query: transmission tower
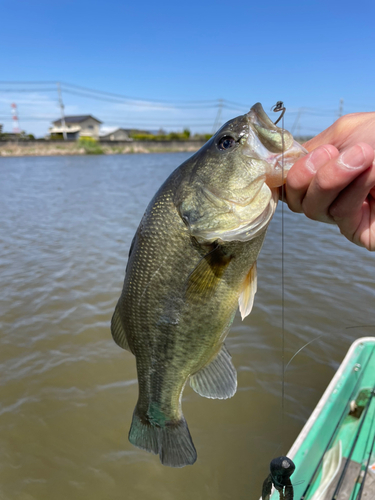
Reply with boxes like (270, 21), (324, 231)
(212, 98), (223, 134)
(291, 108), (302, 137)
(11, 103), (20, 134)
(338, 98), (344, 118)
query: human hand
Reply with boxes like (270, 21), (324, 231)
(304, 112), (375, 151)
(285, 142), (375, 250)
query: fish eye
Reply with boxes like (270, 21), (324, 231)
(217, 136), (236, 151)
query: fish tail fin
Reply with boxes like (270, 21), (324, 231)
(159, 418), (197, 468)
(128, 407), (197, 467)
(128, 408), (159, 455)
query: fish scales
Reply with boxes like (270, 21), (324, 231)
(111, 103), (307, 467)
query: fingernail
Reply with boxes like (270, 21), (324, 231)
(338, 145), (366, 169)
(305, 146), (332, 173)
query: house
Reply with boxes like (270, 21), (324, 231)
(49, 115), (102, 140)
(99, 127), (133, 141)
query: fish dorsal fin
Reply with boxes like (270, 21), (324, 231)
(238, 262), (257, 320)
(189, 344), (237, 399)
(186, 245), (232, 301)
(111, 304), (132, 353)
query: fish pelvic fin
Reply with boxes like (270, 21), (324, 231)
(189, 344), (237, 399)
(111, 303), (132, 353)
(238, 262), (257, 320)
(128, 407), (197, 468)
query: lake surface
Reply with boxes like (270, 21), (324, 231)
(0, 153), (374, 500)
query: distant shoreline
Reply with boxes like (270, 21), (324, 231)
(0, 139), (207, 157)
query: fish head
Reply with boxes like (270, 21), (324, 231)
(176, 103), (307, 243)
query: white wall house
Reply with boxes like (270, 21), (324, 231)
(99, 127), (133, 141)
(49, 115), (102, 140)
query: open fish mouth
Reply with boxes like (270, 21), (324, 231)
(248, 102), (282, 132)
(245, 103), (307, 188)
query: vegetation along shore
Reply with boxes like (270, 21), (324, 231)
(0, 135), (312, 158)
(0, 138), (208, 157)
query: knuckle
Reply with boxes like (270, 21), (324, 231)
(314, 170), (334, 193)
(329, 202), (347, 220)
(333, 114), (352, 135)
(287, 201), (303, 214)
(286, 175), (301, 191)
(301, 204), (317, 220)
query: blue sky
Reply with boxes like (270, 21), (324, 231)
(1, 0), (374, 137)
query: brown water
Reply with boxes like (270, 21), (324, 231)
(1, 153), (374, 500)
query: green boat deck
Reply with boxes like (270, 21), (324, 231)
(268, 337), (375, 500)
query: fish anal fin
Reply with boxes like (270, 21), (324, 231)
(186, 246), (232, 301)
(111, 304), (132, 353)
(189, 344), (237, 399)
(238, 262), (257, 320)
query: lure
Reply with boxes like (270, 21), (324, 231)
(272, 101), (286, 125)
(261, 456), (295, 500)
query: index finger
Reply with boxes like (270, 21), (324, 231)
(285, 145), (339, 213)
(302, 143), (375, 223)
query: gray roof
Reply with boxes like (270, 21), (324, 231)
(53, 115), (102, 125)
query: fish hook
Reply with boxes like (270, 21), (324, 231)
(261, 456), (295, 500)
(272, 101), (286, 125)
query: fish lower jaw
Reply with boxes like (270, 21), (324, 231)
(265, 160), (290, 188)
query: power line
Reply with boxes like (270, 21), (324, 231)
(0, 80), (222, 109)
(0, 88), (57, 92)
(0, 80), (361, 136)
(60, 81), (218, 105)
(61, 88), (220, 109)
(0, 115), (219, 127)
(0, 81), (56, 84)
(1, 81), (366, 116)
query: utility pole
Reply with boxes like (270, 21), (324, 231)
(212, 98), (223, 134)
(57, 82), (67, 140)
(338, 98), (344, 118)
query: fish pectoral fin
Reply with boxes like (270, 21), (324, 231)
(111, 304), (132, 353)
(186, 245), (232, 301)
(189, 344), (237, 399)
(238, 262), (257, 320)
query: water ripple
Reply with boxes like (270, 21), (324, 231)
(0, 154), (374, 500)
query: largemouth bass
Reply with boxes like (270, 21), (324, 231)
(111, 103), (306, 467)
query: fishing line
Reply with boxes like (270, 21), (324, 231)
(284, 335), (323, 374)
(272, 101), (287, 447)
(268, 101), (287, 455)
(281, 111), (286, 443)
(346, 325), (375, 330)
(261, 103), (295, 500)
